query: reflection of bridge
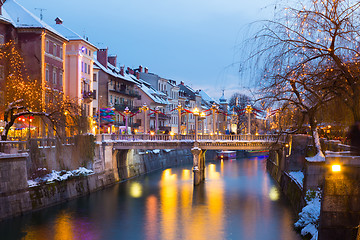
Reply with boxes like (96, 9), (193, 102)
(98, 134), (288, 185)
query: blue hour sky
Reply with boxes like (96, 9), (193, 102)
(18, 0), (274, 100)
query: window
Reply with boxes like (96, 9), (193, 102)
(0, 35), (4, 44)
(93, 73), (97, 82)
(60, 47), (63, 59)
(93, 90), (96, 99)
(53, 44), (57, 56)
(89, 50), (91, 56)
(88, 65), (90, 74)
(46, 67), (49, 82)
(84, 63), (87, 73)
(81, 62), (84, 72)
(46, 40), (49, 52)
(110, 95), (113, 104)
(59, 72), (63, 86)
(53, 69), (57, 85)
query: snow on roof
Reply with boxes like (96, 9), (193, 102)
(51, 23), (97, 49)
(130, 75), (169, 105)
(3, 0), (67, 40)
(198, 89), (218, 104)
(93, 59), (136, 84)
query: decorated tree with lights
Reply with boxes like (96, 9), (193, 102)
(0, 41), (82, 140)
(243, 0), (360, 154)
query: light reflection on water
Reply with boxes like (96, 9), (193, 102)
(0, 156), (301, 240)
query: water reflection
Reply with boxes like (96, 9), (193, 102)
(0, 156), (300, 240)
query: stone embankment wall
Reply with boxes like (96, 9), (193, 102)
(0, 139), (193, 221)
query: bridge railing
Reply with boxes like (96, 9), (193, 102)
(97, 134), (287, 142)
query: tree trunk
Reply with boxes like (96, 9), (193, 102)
(308, 112), (323, 156)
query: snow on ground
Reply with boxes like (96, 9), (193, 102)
(306, 151), (325, 162)
(152, 149), (160, 154)
(295, 190), (321, 240)
(27, 167), (94, 187)
(289, 171), (304, 187)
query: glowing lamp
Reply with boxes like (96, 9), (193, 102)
(193, 107), (199, 116)
(150, 131), (155, 136)
(332, 164), (341, 172)
(170, 131), (174, 136)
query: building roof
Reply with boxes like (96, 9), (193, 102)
(51, 22), (98, 49)
(2, 0), (67, 40)
(198, 89), (218, 105)
(131, 76), (169, 105)
(93, 59), (136, 84)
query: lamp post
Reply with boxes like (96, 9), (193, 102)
(124, 106), (130, 134)
(193, 107), (199, 141)
(245, 105), (253, 135)
(176, 103), (183, 134)
(200, 111), (206, 135)
(141, 104), (149, 134)
(155, 106), (159, 133)
(211, 103), (218, 135)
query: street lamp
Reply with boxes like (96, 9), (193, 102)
(193, 107), (200, 141)
(200, 111), (206, 135)
(176, 103), (183, 135)
(124, 106), (131, 134)
(245, 105), (253, 135)
(140, 104), (149, 134)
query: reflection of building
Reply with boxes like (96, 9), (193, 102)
(52, 18), (98, 132)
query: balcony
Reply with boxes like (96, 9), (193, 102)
(82, 91), (94, 102)
(109, 86), (141, 100)
(114, 104), (140, 113)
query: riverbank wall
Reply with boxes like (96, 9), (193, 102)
(0, 138), (192, 221)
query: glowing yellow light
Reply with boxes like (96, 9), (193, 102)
(130, 182), (143, 198)
(269, 186), (280, 201)
(332, 165), (341, 172)
(150, 131), (155, 136)
(193, 107), (199, 115)
(328, 125), (331, 129)
(170, 131), (174, 136)
(285, 144), (289, 147)
(181, 169), (190, 180)
(134, 129), (138, 133)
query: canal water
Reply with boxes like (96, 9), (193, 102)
(0, 155), (301, 240)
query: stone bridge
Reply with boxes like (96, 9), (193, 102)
(96, 134), (288, 185)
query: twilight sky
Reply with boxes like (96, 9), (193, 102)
(18, 0), (274, 100)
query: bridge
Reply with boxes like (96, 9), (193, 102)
(97, 134), (289, 185)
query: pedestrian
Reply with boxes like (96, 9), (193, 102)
(347, 122), (360, 155)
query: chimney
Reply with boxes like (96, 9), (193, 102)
(97, 48), (108, 69)
(120, 66), (124, 76)
(139, 65), (143, 72)
(136, 72), (140, 80)
(108, 55), (117, 67)
(144, 67), (148, 73)
(181, 81), (184, 85)
(55, 17), (63, 24)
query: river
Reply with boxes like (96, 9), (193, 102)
(0, 155), (301, 240)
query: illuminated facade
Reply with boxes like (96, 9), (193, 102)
(52, 18), (98, 128)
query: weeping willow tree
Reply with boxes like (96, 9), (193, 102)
(242, 0), (360, 155)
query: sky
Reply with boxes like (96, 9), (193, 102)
(17, 0), (274, 100)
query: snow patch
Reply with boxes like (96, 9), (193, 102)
(164, 149), (172, 152)
(27, 167), (94, 187)
(306, 151), (325, 162)
(152, 149), (160, 154)
(295, 190), (321, 240)
(289, 171), (304, 187)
